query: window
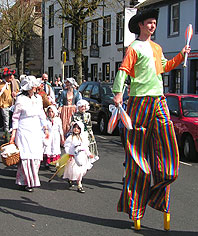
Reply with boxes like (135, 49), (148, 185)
(82, 23), (87, 48)
(102, 63), (110, 81)
(169, 3), (179, 36)
(169, 69), (182, 93)
(48, 67), (53, 82)
(49, 4), (54, 28)
(69, 65), (73, 77)
(91, 20), (98, 45)
(72, 27), (76, 50)
(115, 62), (122, 75)
(82, 84), (93, 98)
(91, 64), (98, 81)
(64, 65), (68, 79)
(48, 35), (54, 59)
(196, 0), (198, 33)
(103, 16), (111, 45)
(116, 12), (123, 43)
(166, 96), (179, 115)
(64, 27), (69, 49)
(91, 85), (100, 97)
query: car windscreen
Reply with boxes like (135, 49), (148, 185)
(101, 85), (114, 99)
(101, 84), (129, 100)
(181, 97), (198, 117)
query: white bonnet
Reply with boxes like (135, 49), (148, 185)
(20, 75), (40, 91)
(72, 120), (86, 136)
(65, 77), (75, 85)
(46, 105), (58, 116)
(19, 74), (27, 82)
(76, 99), (90, 111)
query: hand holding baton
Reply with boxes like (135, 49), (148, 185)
(183, 24), (193, 67)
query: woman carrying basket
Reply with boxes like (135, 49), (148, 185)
(9, 75), (49, 192)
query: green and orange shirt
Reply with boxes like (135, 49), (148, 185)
(113, 40), (184, 96)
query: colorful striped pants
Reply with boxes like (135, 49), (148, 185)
(117, 96), (179, 220)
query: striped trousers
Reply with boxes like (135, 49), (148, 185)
(117, 96), (179, 220)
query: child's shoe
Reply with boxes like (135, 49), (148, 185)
(77, 186), (85, 193)
(68, 180), (74, 188)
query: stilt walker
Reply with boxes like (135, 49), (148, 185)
(112, 8), (191, 231)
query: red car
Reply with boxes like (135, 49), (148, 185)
(165, 93), (198, 161)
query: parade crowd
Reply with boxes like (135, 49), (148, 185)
(0, 69), (99, 194)
(0, 7), (192, 232)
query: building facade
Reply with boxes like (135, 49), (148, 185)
(43, 0), (198, 94)
(43, 0), (138, 82)
(0, 0), (43, 77)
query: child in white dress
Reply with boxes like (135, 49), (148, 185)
(43, 105), (64, 168)
(63, 121), (93, 193)
(71, 99), (99, 163)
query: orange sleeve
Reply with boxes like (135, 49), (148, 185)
(164, 52), (184, 72)
(119, 46), (137, 77)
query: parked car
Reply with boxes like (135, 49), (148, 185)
(78, 81), (128, 134)
(165, 93), (198, 161)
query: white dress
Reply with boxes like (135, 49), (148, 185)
(12, 94), (47, 187)
(12, 94), (47, 160)
(63, 135), (92, 182)
(43, 117), (63, 156)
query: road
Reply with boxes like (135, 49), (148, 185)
(0, 126), (198, 236)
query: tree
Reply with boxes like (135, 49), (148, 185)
(56, 0), (104, 85)
(0, 0), (41, 74)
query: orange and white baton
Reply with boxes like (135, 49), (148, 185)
(183, 24), (193, 67)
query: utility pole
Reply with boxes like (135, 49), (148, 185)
(123, 0), (126, 58)
(62, 7), (65, 82)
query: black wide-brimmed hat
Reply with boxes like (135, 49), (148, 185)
(128, 8), (159, 35)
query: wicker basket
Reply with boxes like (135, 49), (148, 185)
(0, 143), (20, 166)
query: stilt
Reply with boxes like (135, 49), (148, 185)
(164, 212), (170, 231)
(134, 219), (141, 230)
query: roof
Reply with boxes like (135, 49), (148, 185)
(136, 0), (167, 8)
(137, 0), (186, 8)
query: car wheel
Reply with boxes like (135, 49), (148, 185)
(182, 135), (196, 161)
(98, 114), (107, 134)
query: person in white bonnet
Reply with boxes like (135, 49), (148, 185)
(43, 105), (64, 169)
(63, 121), (94, 193)
(71, 99), (99, 162)
(58, 77), (81, 136)
(9, 75), (49, 192)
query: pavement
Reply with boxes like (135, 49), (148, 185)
(0, 127), (198, 236)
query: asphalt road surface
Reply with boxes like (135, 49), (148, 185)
(0, 126), (198, 236)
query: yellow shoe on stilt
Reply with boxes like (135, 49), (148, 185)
(134, 219), (141, 230)
(164, 212), (170, 231)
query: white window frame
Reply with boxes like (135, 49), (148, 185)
(116, 12), (123, 43)
(49, 35), (54, 59)
(91, 20), (98, 45)
(103, 16), (111, 45)
(170, 3), (179, 35)
(82, 23), (87, 48)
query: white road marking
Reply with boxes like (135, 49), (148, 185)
(96, 135), (193, 167)
(179, 161), (192, 166)
(97, 135), (107, 140)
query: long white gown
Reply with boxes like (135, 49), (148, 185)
(63, 134), (92, 182)
(12, 94), (47, 187)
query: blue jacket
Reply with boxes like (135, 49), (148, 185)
(58, 89), (81, 106)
